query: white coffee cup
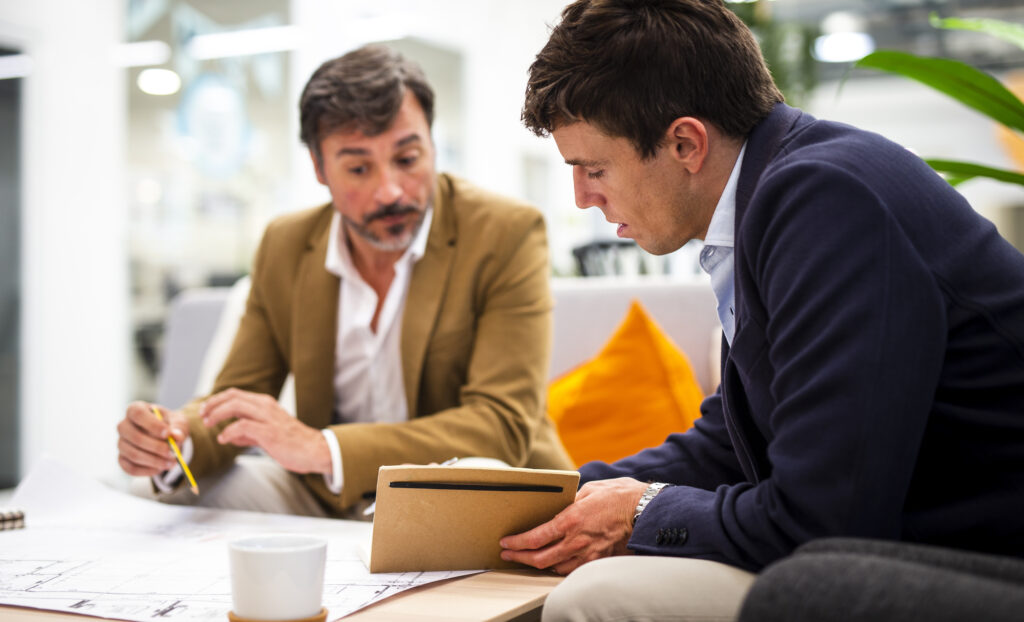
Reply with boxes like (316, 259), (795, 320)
(228, 534), (327, 621)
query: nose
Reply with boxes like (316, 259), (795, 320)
(373, 167), (403, 205)
(572, 168), (603, 210)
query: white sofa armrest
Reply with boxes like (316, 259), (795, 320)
(550, 276), (721, 396)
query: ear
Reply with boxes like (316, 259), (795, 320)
(309, 147), (327, 185)
(665, 117), (709, 174)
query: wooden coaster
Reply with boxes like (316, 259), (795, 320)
(228, 606), (328, 622)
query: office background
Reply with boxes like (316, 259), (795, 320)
(1, 0), (1023, 490)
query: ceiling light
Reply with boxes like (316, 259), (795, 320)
(137, 68), (181, 95)
(112, 40), (172, 68)
(821, 11), (868, 35)
(813, 32), (876, 63)
(187, 25), (301, 60)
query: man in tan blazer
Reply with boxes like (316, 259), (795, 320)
(116, 44), (572, 517)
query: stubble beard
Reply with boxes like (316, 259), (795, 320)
(343, 201), (428, 252)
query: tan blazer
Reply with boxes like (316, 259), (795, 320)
(181, 173), (573, 512)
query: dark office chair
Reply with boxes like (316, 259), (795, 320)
(572, 240), (667, 276)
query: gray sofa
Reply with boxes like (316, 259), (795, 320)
(739, 538), (1024, 621)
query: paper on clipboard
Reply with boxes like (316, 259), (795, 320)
(368, 464), (580, 573)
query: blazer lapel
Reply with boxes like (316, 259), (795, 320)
(723, 104), (803, 484)
(291, 207), (338, 430)
(401, 175), (457, 418)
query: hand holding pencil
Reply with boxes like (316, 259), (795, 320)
(150, 405), (200, 495)
(115, 401), (199, 495)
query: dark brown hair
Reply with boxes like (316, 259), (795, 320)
(299, 44), (435, 162)
(523, 0), (783, 158)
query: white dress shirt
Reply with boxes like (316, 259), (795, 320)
(319, 207), (432, 492)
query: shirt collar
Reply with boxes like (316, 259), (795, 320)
(702, 141), (747, 249)
(324, 206), (434, 279)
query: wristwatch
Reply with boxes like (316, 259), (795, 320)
(633, 482), (670, 525)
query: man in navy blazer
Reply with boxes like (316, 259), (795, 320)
(500, 1), (1024, 620)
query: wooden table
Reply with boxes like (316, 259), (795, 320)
(0, 570), (563, 622)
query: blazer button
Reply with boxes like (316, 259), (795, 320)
(678, 527), (689, 545)
(656, 529), (665, 545)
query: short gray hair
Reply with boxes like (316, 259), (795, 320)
(299, 44), (435, 162)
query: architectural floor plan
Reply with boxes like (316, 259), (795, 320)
(0, 458), (475, 621)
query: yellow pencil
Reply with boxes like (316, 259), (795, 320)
(150, 405), (199, 495)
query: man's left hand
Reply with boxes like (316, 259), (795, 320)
(499, 477), (648, 575)
(201, 388), (332, 475)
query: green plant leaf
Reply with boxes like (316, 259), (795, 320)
(929, 14), (1024, 51)
(925, 158), (1024, 188)
(856, 50), (1024, 134)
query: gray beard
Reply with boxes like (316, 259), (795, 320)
(342, 203), (428, 252)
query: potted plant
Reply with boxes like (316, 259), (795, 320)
(855, 15), (1024, 188)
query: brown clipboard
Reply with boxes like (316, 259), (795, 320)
(368, 464), (580, 573)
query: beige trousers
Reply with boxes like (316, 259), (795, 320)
(132, 454), (365, 519)
(542, 555), (756, 622)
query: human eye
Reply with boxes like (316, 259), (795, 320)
(347, 164), (368, 176)
(587, 169), (605, 180)
(396, 151), (420, 168)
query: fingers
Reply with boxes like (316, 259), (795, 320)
(500, 534), (590, 572)
(201, 388), (276, 428)
(500, 513), (566, 552)
(499, 479), (646, 572)
(198, 387), (242, 417)
(147, 404), (189, 444)
(164, 409), (190, 442)
(500, 545), (587, 576)
(117, 402), (176, 476)
(500, 508), (585, 570)
(500, 546), (550, 569)
(502, 527), (589, 570)
(124, 401), (170, 439)
(216, 419), (261, 448)
(117, 446), (174, 476)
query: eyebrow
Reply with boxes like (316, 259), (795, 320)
(564, 158), (607, 168)
(334, 133), (423, 157)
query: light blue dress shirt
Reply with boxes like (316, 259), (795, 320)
(699, 143), (746, 345)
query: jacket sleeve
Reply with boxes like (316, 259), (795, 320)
(306, 210), (570, 510)
(179, 223), (291, 479)
(627, 162), (948, 570)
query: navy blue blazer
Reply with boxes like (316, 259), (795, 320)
(580, 104), (1024, 571)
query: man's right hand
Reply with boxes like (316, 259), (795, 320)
(116, 401), (190, 477)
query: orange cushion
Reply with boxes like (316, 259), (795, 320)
(548, 300), (705, 467)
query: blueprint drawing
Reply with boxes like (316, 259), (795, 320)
(0, 458), (476, 621)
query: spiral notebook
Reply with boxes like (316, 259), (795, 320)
(0, 509), (24, 531)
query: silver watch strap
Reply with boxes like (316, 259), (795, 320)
(633, 482), (670, 525)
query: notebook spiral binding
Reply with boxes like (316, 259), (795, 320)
(0, 509), (25, 531)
